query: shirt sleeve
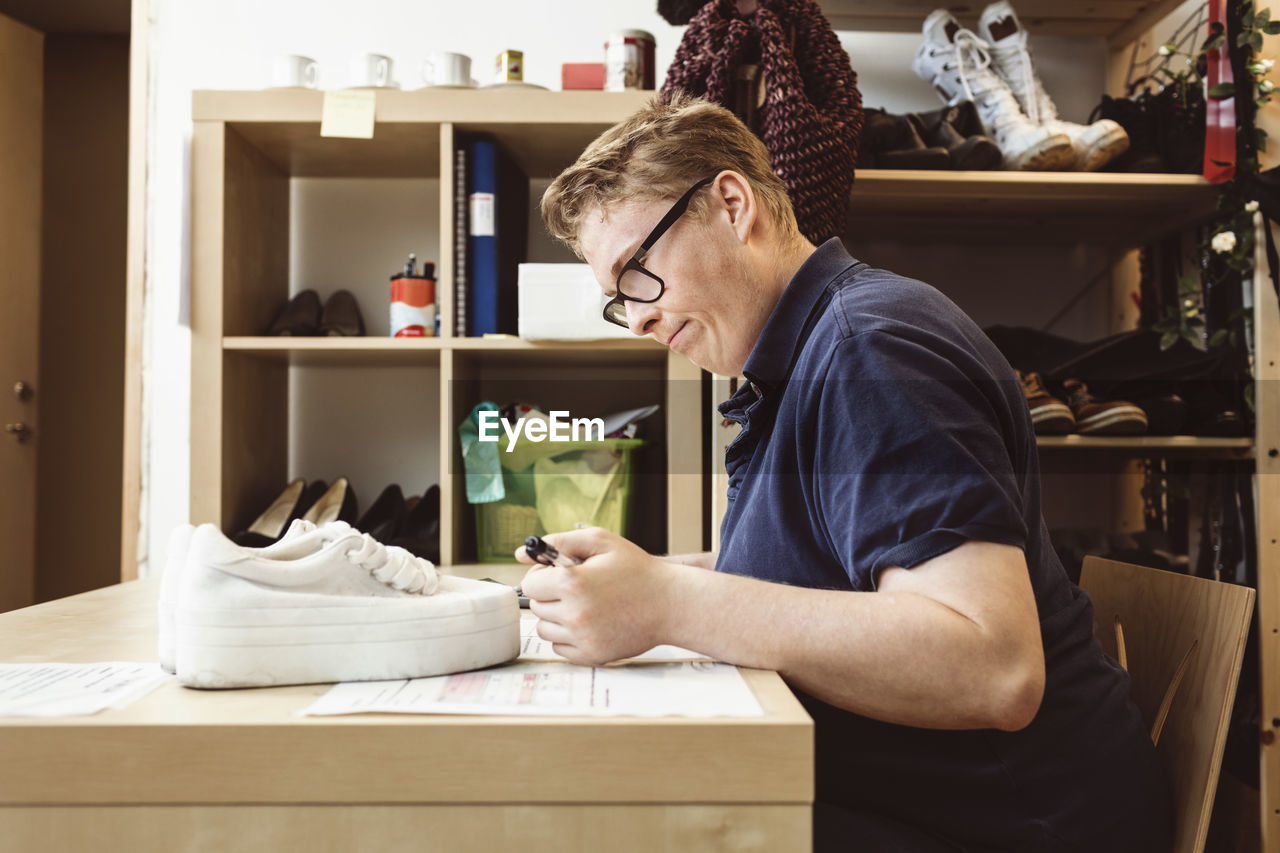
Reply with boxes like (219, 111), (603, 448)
(813, 329), (1029, 590)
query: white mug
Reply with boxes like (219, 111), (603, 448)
(272, 54), (318, 89)
(422, 52), (472, 87)
(349, 53), (394, 88)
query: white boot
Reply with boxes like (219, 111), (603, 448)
(978, 0), (1129, 171)
(912, 9), (1074, 171)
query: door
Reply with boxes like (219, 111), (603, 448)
(0, 12), (43, 613)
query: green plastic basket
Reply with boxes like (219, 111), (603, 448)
(474, 438), (644, 563)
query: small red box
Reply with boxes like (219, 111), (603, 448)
(561, 63), (605, 90)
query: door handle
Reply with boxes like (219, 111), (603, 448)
(13, 381), (33, 401)
(4, 423), (32, 442)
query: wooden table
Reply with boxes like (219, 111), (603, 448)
(0, 576), (813, 852)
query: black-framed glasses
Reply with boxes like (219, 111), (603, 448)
(602, 177), (715, 328)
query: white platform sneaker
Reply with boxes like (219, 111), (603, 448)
(913, 9), (1074, 171)
(978, 1), (1129, 171)
(173, 522), (519, 688)
(157, 518), (318, 673)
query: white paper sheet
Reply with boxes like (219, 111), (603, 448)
(0, 662), (171, 717)
(518, 615), (711, 663)
(299, 659), (763, 718)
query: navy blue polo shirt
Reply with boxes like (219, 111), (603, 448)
(716, 238), (1168, 851)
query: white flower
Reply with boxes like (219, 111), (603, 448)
(1261, 79), (1276, 94)
(1158, 43), (1176, 56)
(1211, 231), (1237, 253)
(1261, 59), (1276, 73)
(1246, 200), (1260, 213)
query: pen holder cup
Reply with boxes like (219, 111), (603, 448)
(473, 438), (643, 563)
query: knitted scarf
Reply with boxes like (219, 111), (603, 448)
(661, 0), (863, 243)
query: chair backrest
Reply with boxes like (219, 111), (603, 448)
(1079, 556), (1255, 853)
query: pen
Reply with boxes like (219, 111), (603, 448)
(524, 535), (583, 568)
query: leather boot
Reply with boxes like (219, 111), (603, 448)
(910, 102), (1002, 170)
(856, 107), (950, 170)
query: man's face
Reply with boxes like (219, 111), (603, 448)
(578, 190), (760, 376)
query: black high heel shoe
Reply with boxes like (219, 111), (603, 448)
(234, 478), (306, 546)
(354, 484), (407, 543)
(302, 477), (359, 526)
(391, 484), (440, 563)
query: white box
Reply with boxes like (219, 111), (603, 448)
(517, 263), (636, 341)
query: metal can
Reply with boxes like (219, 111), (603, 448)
(604, 30), (655, 91)
(494, 49), (523, 83)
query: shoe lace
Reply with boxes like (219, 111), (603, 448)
(940, 30), (1030, 142)
(342, 530), (438, 594)
(988, 39), (1058, 126)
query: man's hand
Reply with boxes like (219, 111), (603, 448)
(514, 528), (675, 665)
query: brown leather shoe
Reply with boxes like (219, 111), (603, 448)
(1062, 378), (1148, 435)
(1017, 370), (1075, 434)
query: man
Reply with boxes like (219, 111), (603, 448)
(518, 93), (1169, 852)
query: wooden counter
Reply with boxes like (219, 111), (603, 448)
(0, 576), (812, 852)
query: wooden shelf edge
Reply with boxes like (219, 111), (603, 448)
(1036, 436), (1254, 454)
(194, 89), (652, 124)
(224, 336), (660, 352)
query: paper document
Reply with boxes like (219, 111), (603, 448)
(518, 616), (710, 663)
(0, 662), (170, 718)
(300, 660), (763, 718)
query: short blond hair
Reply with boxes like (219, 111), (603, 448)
(541, 92), (799, 257)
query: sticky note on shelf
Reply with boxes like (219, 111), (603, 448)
(321, 89), (376, 139)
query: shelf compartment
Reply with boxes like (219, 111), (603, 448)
(849, 170), (1218, 245)
(195, 90), (651, 179)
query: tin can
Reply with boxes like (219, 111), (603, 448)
(604, 30), (655, 91)
(390, 261), (437, 338)
(494, 49), (523, 83)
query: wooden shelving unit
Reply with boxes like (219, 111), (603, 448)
(189, 47), (1280, 844)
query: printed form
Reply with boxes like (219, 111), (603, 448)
(0, 662), (170, 717)
(301, 619), (762, 718)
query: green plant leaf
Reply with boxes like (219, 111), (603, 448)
(1209, 329), (1229, 347)
(1266, 21), (1280, 34)
(1204, 33), (1227, 51)
(1210, 82), (1236, 98)
(1250, 31), (1264, 50)
(1244, 383), (1255, 411)
(1256, 7), (1271, 26)
(1177, 274), (1201, 295)
(1159, 330), (1179, 350)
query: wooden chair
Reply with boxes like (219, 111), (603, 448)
(1079, 556), (1255, 853)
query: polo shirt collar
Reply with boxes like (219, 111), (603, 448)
(740, 237), (857, 397)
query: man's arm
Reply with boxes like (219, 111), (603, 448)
(664, 551), (717, 569)
(520, 533), (1044, 732)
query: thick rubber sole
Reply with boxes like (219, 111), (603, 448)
(1076, 405), (1149, 436)
(1076, 124), (1131, 172)
(1007, 132), (1075, 171)
(175, 577), (520, 688)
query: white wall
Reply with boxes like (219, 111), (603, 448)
(140, 0), (1166, 576)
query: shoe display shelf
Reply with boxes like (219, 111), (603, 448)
(822, 2), (1280, 848)
(190, 89), (706, 575)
